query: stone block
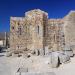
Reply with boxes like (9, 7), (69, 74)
(39, 49), (44, 56)
(50, 51), (70, 67)
(6, 52), (12, 57)
(22, 53), (28, 58)
(51, 52), (59, 68)
(64, 50), (74, 57)
(64, 45), (74, 57)
(45, 46), (49, 55)
(35, 49), (39, 56)
(59, 53), (70, 63)
(12, 53), (19, 57)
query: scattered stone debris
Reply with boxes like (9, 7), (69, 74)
(64, 50), (74, 57)
(64, 45), (74, 57)
(50, 51), (70, 67)
(59, 52), (70, 63)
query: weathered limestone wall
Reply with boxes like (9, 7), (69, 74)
(64, 11), (75, 53)
(25, 9), (48, 55)
(10, 17), (26, 53)
(46, 19), (65, 52)
(10, 9), (67, 56)
(10, 9), (48, 55)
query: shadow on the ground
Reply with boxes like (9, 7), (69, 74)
(0, 47), (6, 57)
(0, 47), (6, 53)
(0, 50), (6, 53)
(0, 55), (4, 57)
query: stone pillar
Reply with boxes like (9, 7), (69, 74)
(35, 49), (39, 56)
(39, 48), (44, 56)
(45, 46), (49, 55)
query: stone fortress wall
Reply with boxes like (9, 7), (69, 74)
(10, 9), (75, 56)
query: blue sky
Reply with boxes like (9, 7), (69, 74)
(0, 0), (75, 32)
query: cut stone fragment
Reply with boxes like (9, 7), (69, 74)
(50, 51), (70, 67)
(35, 49), (39, 56)
(6, 52), (12, 57)
(51, 52), (59, 68)
(59, 53), (70, 63)
(64, 45), (74, 57)
(12, 53), (19, 57)
(64, 50), (74, 57)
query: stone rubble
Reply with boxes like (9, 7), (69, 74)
(50, 51), (70, 67)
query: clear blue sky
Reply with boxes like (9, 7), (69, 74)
(0, 0), (75, 32)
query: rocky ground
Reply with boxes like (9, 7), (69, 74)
(0, 51), (75, 75)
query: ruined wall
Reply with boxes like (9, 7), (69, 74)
(25, 9), (48, 55)
(10, 9), (48, 55)
(64, 11), (75, 53)
(46, 19), (65, 52)
(10, 9), (67, 55)
(10, 17), (27, 53)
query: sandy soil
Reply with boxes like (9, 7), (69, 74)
(0, 52), (75, 75)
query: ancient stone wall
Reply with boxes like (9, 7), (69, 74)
(10, 9), (68, 56)
(64, 11), (75, 53)
(25, 9), (48, 55)
(10, 17), (26, 53)
(10, 9), (48, 55)
(46, 19), (65, 52)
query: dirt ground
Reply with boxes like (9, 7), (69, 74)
(0, 52), (75, 75)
